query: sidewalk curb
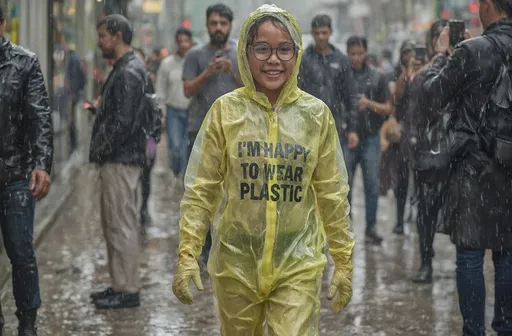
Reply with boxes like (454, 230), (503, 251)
(0, 150), (84, 295)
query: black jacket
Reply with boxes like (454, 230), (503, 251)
(298, 44), (357, 136)
(0, 39), (53, 186)
(423, 19), (512, 249)
(90, 51), (159, 166)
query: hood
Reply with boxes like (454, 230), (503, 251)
(484, 19), (512, 64)
(237, 4), (303, 109)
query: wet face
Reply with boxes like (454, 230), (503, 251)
(248, 20), (297, 101)
(312, 26), (332, 50)
(97, 24), (118, 59)
(348, 45), (367, 71)
(176, 34), (193, 56)
(207, 13), (232, 46)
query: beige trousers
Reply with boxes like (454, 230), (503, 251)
(99, 163), (141, 293)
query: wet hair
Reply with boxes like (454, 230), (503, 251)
(426, 19), (449, 57)
(311, 14), (332, 29)
(97, 14), (133, 45)
(175, 27), (192, 40)
(206, 4), (234, 23)
(492, 0), (512, 17)
(346, 36), (368, 51)
(246, 15), (292, 47)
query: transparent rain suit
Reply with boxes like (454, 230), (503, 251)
(173, 5), (355, 335)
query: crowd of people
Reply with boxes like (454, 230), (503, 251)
(1, 0), (512, 335)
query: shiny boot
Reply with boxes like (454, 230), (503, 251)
(393, 223), (405, 235)
(16, 309), (37, 336)
(412, 258), (433, 284)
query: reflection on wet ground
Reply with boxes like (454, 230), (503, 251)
(0, 142), (498, 335)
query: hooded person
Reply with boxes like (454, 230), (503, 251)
(172, 5), (355, 335)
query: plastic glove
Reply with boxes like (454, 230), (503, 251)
(172, 255), (204, 304)
(327, 267), (353, 313)
(146, 138), (157, 165)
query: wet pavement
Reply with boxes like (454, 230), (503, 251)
(0, 140), (499, 335)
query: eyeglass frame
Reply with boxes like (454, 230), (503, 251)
(247, 42), (299, 62)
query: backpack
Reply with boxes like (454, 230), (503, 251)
(140, 72), (162, 143)
(478, 35), (512, 170)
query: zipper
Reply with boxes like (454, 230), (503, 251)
(260, 106), (278, 296)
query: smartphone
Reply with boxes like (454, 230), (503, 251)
(449, 20), (466, 46)
(214, 50), (227, 59)
(415, 44), (427, 61)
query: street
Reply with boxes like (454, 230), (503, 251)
(0, 141), (498, 336)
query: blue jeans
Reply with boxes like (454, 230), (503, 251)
(166, 106), (188, 176)
(0, 180), (41, 312)
(343, 135), (380, 234)
(456, 248), (512, 336)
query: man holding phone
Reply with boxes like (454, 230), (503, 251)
(422, 0), (512, 334)
(345, 36), (393, 246)
(182, 3), (241, 266)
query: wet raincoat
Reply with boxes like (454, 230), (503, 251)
(173, 5), (354, 335)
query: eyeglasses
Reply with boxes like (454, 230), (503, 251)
(249, 43), (297, 62)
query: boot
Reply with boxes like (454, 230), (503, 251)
(16, 309), (37, 336)
(412, 258), (433, 284)
(393, 223), (405, 235)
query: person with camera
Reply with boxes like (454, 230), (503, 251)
(345, 36), (393, 245)
(422, 1), (512, 334)
(182, 4), (242, 266)
(400, 21), (450, 285)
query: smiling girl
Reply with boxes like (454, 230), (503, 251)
(172, 5), (355, 335)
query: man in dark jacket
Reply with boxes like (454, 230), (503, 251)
(0, 6), (52, 335)
(422, 1), (512, 334)
(89, 14), (155, 310)
(298, 14), (359, 150)
(345, 36), (393, 245)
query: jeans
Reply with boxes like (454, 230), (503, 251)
(166, 106), (188, 176)
(343, 135), (381, 234)
(456, 248), (512, 336)
(0, 180), (41, 312)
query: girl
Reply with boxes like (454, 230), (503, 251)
(172, 5), (354, 335)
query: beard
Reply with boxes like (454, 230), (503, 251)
(209, 30), (230, 46)
(100, 47), (115, 60)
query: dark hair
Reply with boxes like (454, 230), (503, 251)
(492, 0), (512, 18)
(97, 14), (133, 45)
(206, 4), (233, 22)
(311, 14), (332, 29)
(175, 27), (192, 40)
(426, 19), (449, 58)
(429, 19), (449, 40)
(346, 36), (368, 51)
(246, 15), (290, 47)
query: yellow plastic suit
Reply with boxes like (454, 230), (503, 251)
(172, 5), (355, 335)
